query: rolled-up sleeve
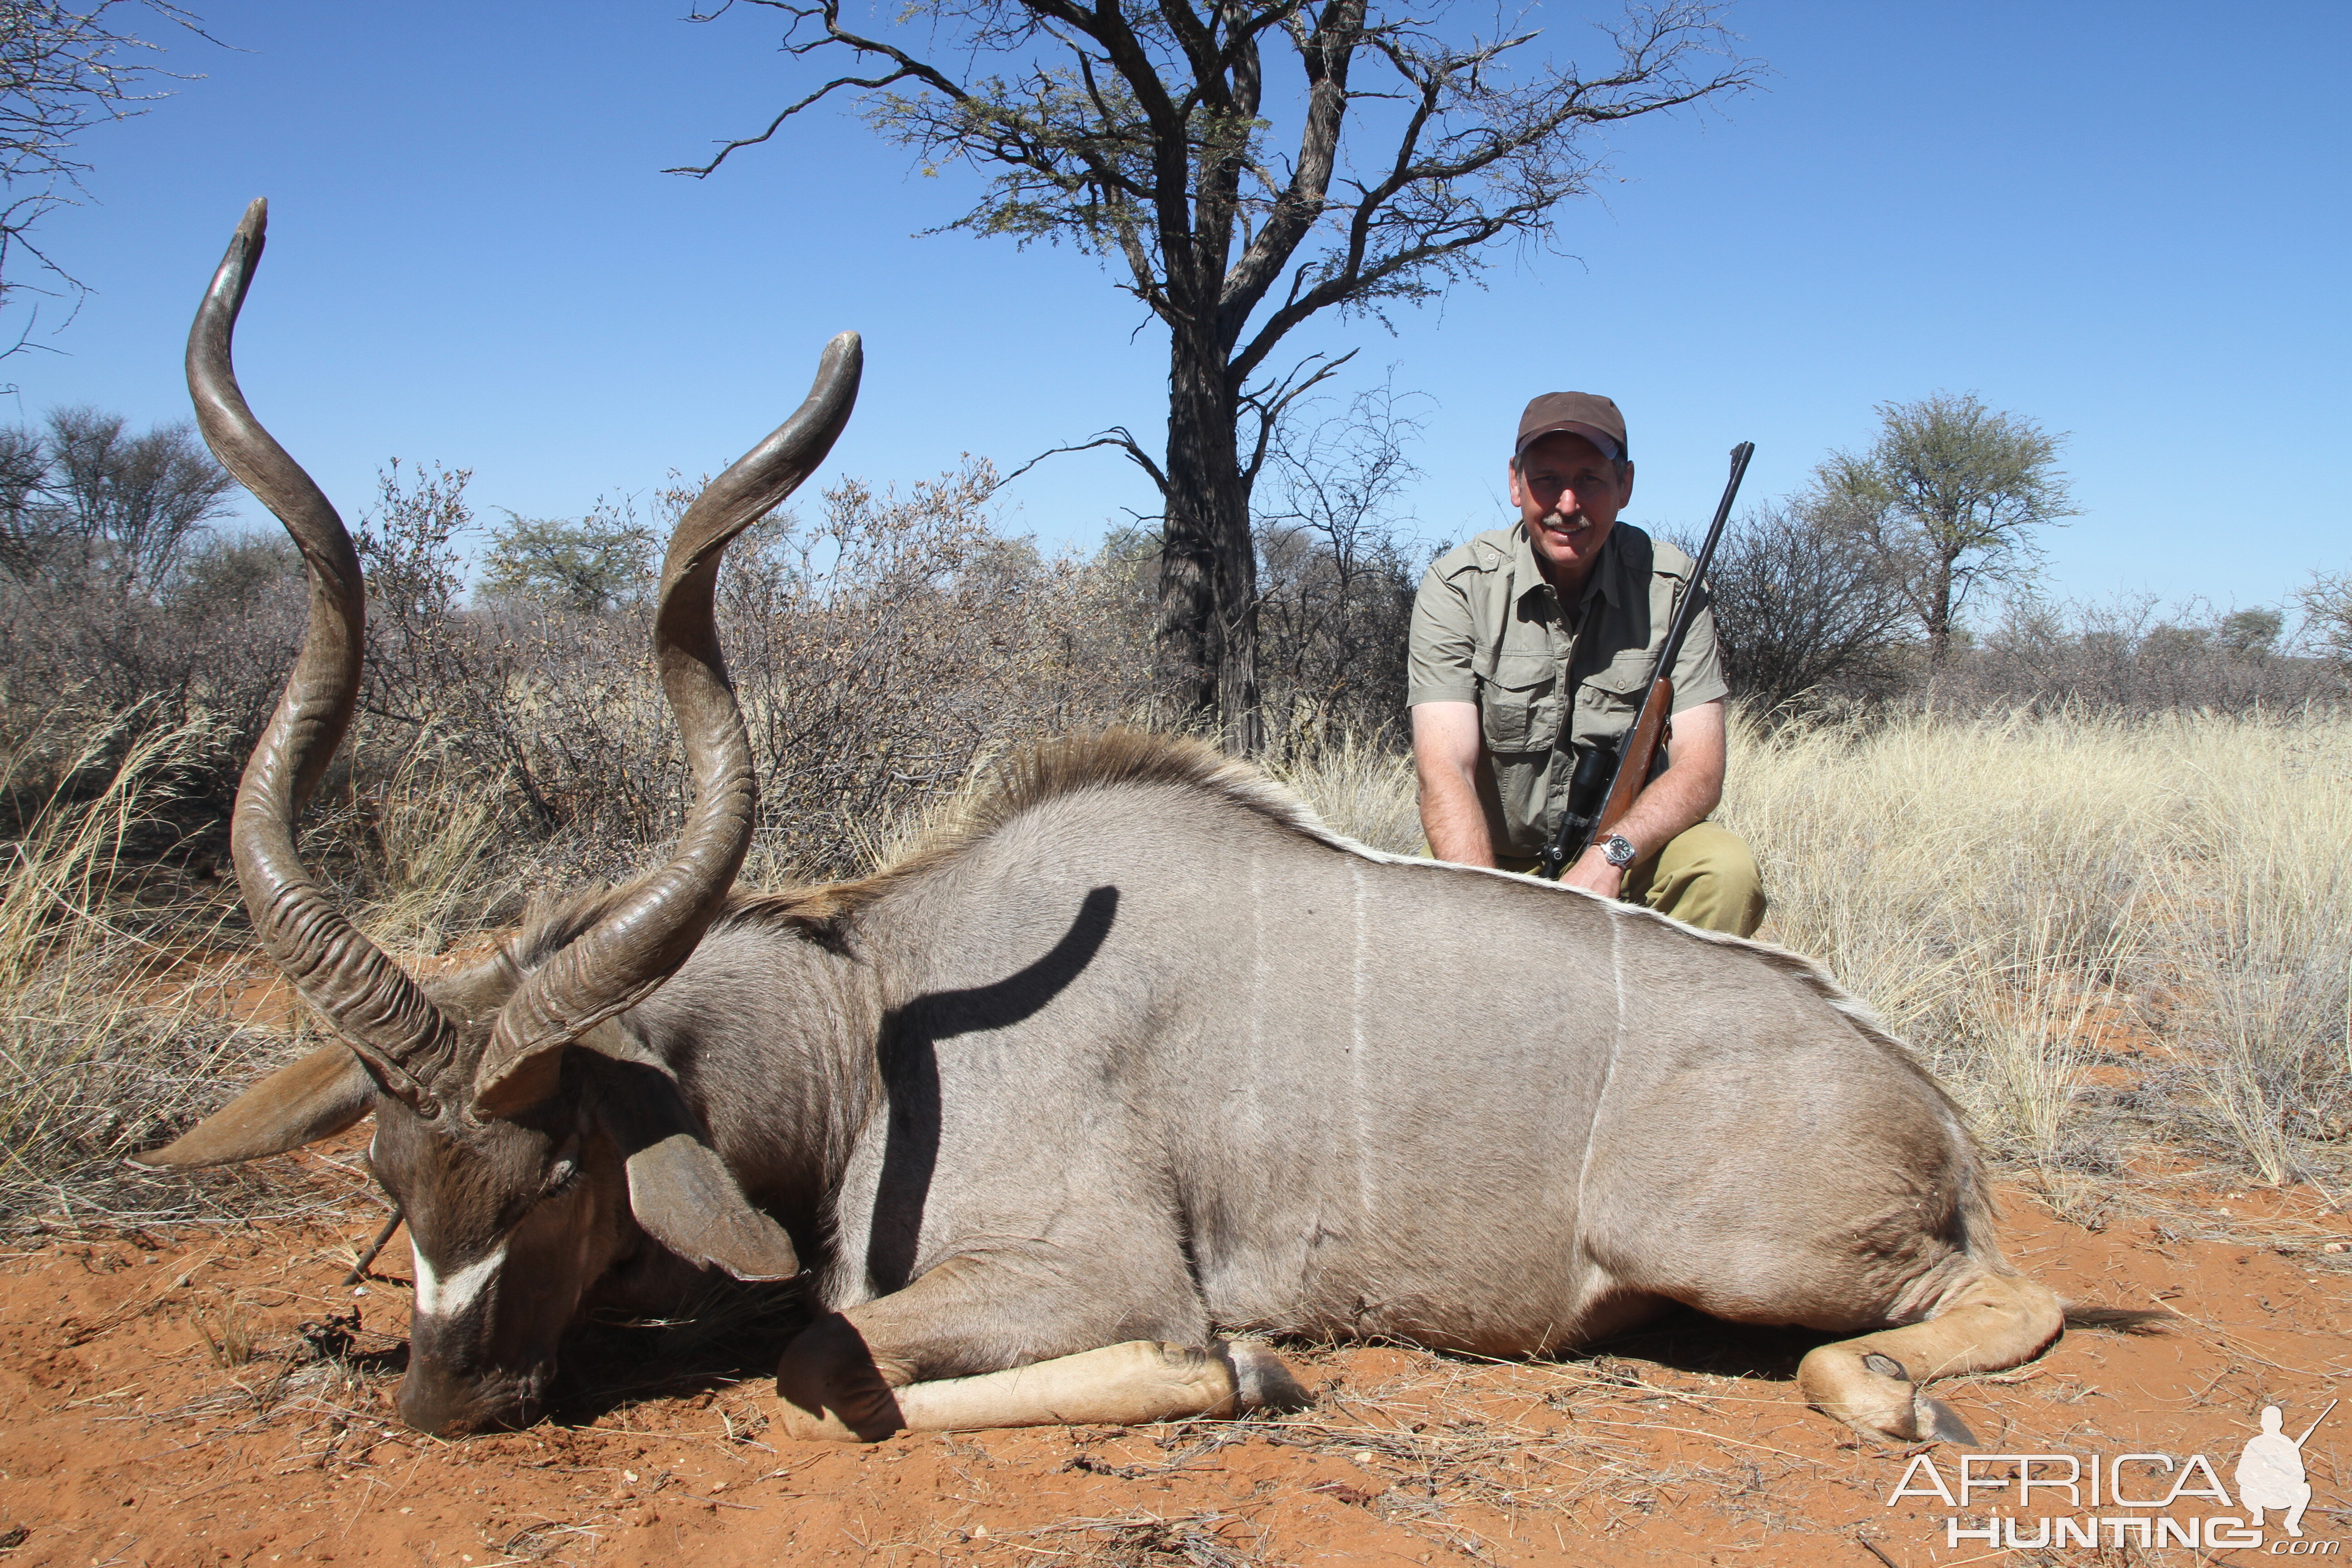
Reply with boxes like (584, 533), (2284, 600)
(1407, 565), (1480, 707)
(1669, 595), (1730, 713)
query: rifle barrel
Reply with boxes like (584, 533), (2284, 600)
(1654, 441), (1754, 684)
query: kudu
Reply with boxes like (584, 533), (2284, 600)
(144, 202), (2065, 1447)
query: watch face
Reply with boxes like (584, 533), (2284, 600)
(1603, 835), (1635, 867)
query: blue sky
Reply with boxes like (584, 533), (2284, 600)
(14, 1), (2349, 623)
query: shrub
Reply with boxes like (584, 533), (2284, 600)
(1931, 595), (2347, 716)
(1669, 496), (1912, 719)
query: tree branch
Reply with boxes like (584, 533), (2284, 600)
(1237, 348), (1354, 489)
(998, 426), (1171, 494)
(666, 0), (977, 176)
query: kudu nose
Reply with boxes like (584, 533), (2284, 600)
(396, 1364), (542, 1438)
(396, 1367), (481, 1437)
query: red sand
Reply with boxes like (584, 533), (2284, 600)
(0, 1156), (2344, 1568)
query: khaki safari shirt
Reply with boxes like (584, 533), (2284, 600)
(1407, 522), (1729, 858)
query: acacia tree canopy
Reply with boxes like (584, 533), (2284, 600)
(1818, 391), (2077, 670)
(676, 0), (1755, 751)
(479, 506), (660, 614)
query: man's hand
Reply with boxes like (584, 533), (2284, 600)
(1562, 844), (1623, 899)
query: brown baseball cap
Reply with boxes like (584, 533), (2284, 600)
(1514, 392), (1628, 464)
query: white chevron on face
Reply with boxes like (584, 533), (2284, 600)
(412, 1243), (507, 1321)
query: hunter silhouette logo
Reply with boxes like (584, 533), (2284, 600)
(1886, 1396), (2339, 1551)
(2240, 1401), (2333, 1539)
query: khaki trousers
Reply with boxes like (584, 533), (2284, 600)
(1490, 820), (1767, 938)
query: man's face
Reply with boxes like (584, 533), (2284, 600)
(1509, 431), (1632, 590)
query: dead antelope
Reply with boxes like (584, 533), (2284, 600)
(145, 201), (2066, 1447)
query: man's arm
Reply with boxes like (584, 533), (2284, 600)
(1562, 697), (1727, 898)
(1412, 701), (1498, 867)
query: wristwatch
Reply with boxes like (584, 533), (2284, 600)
(1599, 833), (1637, 870)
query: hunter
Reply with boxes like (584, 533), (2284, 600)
(1407, 392), (1766, 937)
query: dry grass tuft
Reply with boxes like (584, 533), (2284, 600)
(1012, 1509), (1276, 1568)
(0, 711), (299, 1229)
(1265, 735), (1420, 855)
(344, 726), (518, 954)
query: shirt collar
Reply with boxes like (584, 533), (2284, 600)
(1510, 522), (1624, 612)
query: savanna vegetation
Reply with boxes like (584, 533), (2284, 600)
(677, 0), (1758, 752)
(0, 389), (2347, 1230)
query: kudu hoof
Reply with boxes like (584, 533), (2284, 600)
(1798, 1344), (1980, 1448)
(1219, 1341), (1313, 1414)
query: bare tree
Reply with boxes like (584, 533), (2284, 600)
(0, 407), (233, 592)
(39, 406), (233, 591)
(0, 422), (45, 572)
(1254, 376), (1427, 751)
(2299, 569), (2352, 665)
(1669, 492), (1910, 720)
(1817, 391), (2077, 671)
(673, 0), (1755, 752)
(0, 1), (207, 350)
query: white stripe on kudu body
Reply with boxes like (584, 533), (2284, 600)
(413, 1244), (507, 1321)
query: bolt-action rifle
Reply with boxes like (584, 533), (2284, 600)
(1538, 441), (1755, 882)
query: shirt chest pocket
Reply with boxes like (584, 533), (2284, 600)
(1581, 649), (1655, 720)
(1479, 656), (1564, 754)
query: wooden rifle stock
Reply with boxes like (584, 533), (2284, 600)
(1595, 676), (1673, 841)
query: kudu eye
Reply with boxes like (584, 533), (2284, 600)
(543, 1134), (583, 1198)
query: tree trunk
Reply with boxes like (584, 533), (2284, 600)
(1157, 332), (1261, 754)
(1215, 520), (1263, 756)
(1925, 552), (1956, 669)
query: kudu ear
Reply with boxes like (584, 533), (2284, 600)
(136, 1045), (375, 1169)
(596, 1060), (799, 1282)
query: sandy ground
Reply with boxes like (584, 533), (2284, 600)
(0, 1150), (2345, 1568)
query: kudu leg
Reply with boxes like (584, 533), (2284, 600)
(776, 1287), (1304, 1442)
(1796, 1270), (2064, 1445)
